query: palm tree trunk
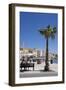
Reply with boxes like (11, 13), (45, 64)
(44, 37), (49, 71)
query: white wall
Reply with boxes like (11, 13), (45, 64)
(0, 0), (66, 90)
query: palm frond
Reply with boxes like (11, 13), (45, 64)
(53, 27), (57, 33)
(51, 27), (57, 39)
(38, 25), (57, 38)
(47, 25), (51, 29)
(39, 30), (46, 35)
(39, 30), (44, 35)
(38, 28), (47, 35)
(51, 33), (55, 39)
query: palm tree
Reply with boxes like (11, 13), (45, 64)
(39, 25), (57, 71)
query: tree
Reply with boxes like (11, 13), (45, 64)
(39, 25), (57, 71)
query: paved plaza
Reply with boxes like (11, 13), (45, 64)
(20, 63), (58, 78)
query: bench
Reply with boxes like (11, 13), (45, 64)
(20, 62), (34, 71)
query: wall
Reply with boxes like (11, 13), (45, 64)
(0, 0), (66, 90)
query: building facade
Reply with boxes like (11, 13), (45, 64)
(20, 48), (57, 61)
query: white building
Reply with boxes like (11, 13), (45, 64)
(20, 48), (57, 61)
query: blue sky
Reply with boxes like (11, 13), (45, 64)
(20, 12), (58, 53)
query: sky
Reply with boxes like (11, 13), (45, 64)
(20, 12), (58, 53)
